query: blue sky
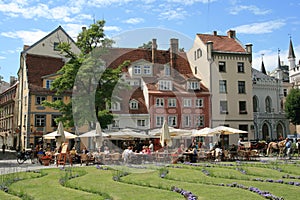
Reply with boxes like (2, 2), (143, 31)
(1, 0), (300, 82)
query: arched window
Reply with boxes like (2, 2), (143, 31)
(253, 96), (259, 112)
(265, 96), (272, 113)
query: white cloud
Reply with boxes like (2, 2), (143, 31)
(122, 17), (144, 24)
(0, 1), (88, 22)
(159, 7), (188, 20)
(1, 30), (48, 45)
(0, 56), (5, 60)
(229, 5), (272, 15)
(104, 26), (122, 32)
(232, 20), (285, 34)
(166, 0), (215, 5)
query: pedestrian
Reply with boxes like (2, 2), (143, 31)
(2, 144), (5, 154)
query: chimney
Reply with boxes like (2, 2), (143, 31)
(170, 38), (178, 68)
(152, 38), (157, 63)
(227, 30), (236, 38)
(213, 31), (217, 36)
(206, 41), (213, 61)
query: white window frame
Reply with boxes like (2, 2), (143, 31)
(111, 102), (121, 111)
(183, 115), (191, 127)
(195, 115), (204, 128)
(159, 80), (172, 91)
(188, 81), (200, 90)
(46, 80), (53, 89)
(156, 98), (164, 107)
(36, 96), (46, 105)
(137, 119), (146, 127)
(156, 116), (164, 127)
(168, 115), (177, 126)
(35, 115), (46, 127)
(112, 120), (119, 128)
(134, 65), (141, 74)
(195, 98), (203, 108)
(220, 100), (228, 114)
(219, 80), (227, 93)
(129, 100), (138, 110)
(143, 65), (151, 75)
(183, 98), (192, 107)
(168, 98), (176, 107)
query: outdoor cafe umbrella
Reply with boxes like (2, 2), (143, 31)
(192, 127), (213, 137)
(94, 122), (103, 150)
(160, 120), (172, 147)
(79, 123), (109, 150)
(107, 128), (149, 140)
(209, 126), (248, 150)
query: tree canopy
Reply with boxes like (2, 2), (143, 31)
(43, 20), (127, 129)
(285, 88), (300, 126)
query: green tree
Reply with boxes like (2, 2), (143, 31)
(43, 20), (128, 129)
(285, 88), (300, 127)
(138, 41), (152, 49)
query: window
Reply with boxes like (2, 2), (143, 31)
(130, 100), (138, 109)
(112, 120), (119, 128)
(283, 89), (287, 97)
(188, 81), (200, 90)
(183, 115), (191, 127)
(46, 80), (53, 89)
(265, 97), (272, 113)
(239, 124), (248, 139)
(219, 80), (227, 93)
(196, 98), (203, 107)
(156, 116), (164, 126)
(156, 98), (164, 107)
(195, 115), (204, 127)
(35, 115), (46, 127)
(183, 98), (192, 107)
(137, 119), (146, 127)
(219, 61), (226, 72)
(168, 116), (177, 126)
(197, 48), (202, 58)
(194, 51), (197, 60)
(51, 115), (61, 127)
(168, 98), (176, 107)
(111, 102), (120, 111)
(52, 96), (62, 102)
(36, 96), (46, 105)
(134, 66), (141, 74)
(238, 81), (246, 94)
(53, 42), (60, 51)
(220, 101), (228, 114)
(237, 62), (244, 73)
(144, 65), (151, 75)
(159, 80), (172, 90)
(239, 101), (247, 114)
(194, 66), (197, 74)
(253, 96), (259, 112)
(165, 65), (171, 76)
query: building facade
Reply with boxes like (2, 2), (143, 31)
(17, 26), (80, 149)
(187, 30), (253, 147)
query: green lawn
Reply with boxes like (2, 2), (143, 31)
(0, 160), (299, 200)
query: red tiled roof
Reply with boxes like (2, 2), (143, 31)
(26, 54), (65, 87)
(197, 34), (246, 53)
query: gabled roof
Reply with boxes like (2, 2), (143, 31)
(197, 32), (246, 53)
(22, 26), (76, 54)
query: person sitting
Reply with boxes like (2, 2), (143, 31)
(70, 147), (80, 163)
(122, 146), (133, 164)
(103, 146), (110, 154)
(82, 147), (89, 154)
(37, 148), (45, 164)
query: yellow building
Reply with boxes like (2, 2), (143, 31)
(17, 26), (80, 149)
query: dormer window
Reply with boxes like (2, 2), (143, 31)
(144, 65), (151, 75)
(111, 102), (121, 111)
(134, 66), (141, 74)
(188, 81), (200, 90)
(129, 99), (138, 109)
(159, 80), (172, 90)
(46, 80), (53, 89)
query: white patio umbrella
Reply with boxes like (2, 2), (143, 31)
(94, 122), (103, 150)
(192, 127), (214, 137)
(160, 120), (172, 147)
(149, 127), (191, 138)
(107, 128), (148, 139)
(43, 130), (77, 140)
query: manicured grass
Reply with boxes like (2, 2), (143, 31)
(0, 160), (299, 200)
